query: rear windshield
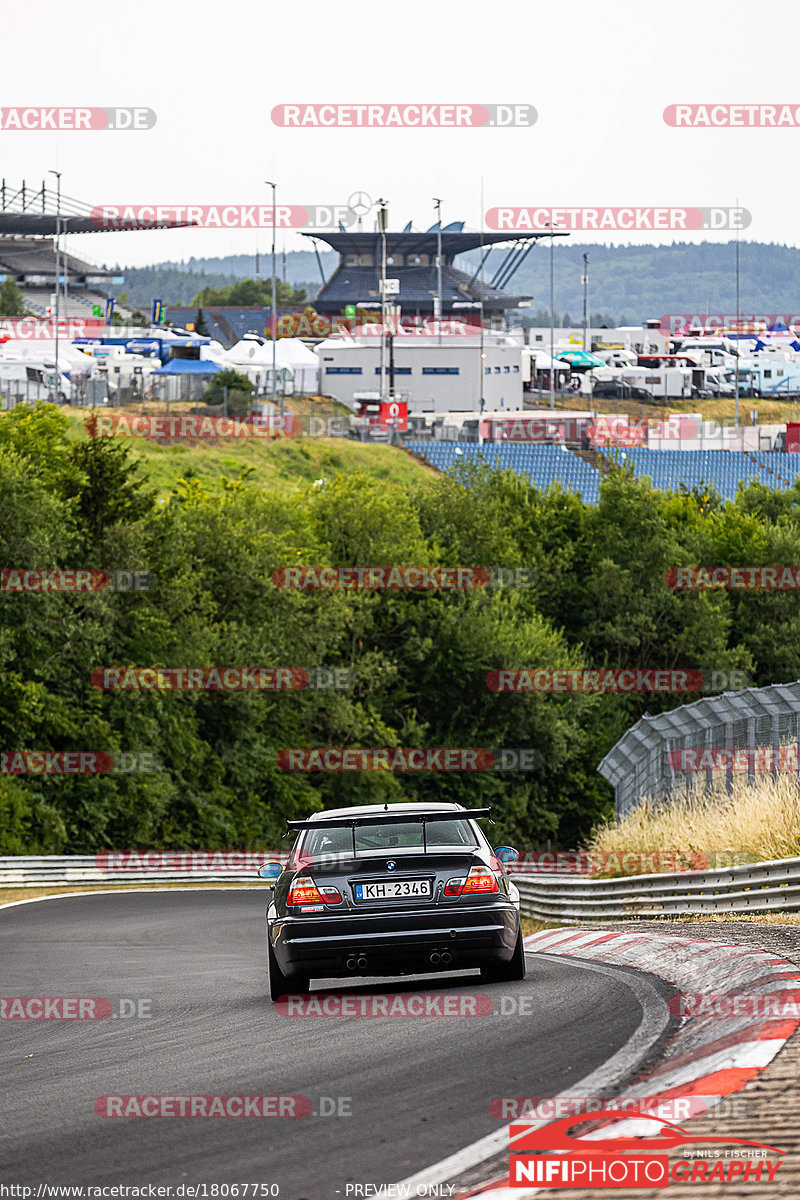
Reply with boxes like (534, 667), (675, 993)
(297, 818), (478, 861)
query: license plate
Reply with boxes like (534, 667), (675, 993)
(354, 880), (431, 901)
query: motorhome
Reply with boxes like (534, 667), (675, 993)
(672, 337), (739, 370)
(586, 364), (690, 401)
(0, 357), (71, 404)
(736, 359), (800, 396)
(238, 364), (295, 397)
(623, 365), (691, 399)
(93, 354), (160, 400)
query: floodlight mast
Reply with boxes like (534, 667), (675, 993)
(265, 180), (280, 419)
(377, 199), (388, 401)
(48, 169), (62, 392)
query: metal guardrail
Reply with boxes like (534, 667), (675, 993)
(512, 855), (800, 921)
(3, 854), (800, 919)
(0, 854), (290, 889)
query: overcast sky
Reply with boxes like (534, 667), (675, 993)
(4, 0), (799, 270)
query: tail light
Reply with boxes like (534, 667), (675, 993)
(287, 876), (342, 906)
(287, 876), (324, 905)
(444, 877), (466, 896)
(445, 865), (499, 897)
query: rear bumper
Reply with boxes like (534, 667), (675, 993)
(269, 901), (520, 978)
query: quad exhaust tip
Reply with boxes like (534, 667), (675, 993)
(428, 948), (453, 966)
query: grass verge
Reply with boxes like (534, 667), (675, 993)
(588, 771), (800, 870)
(58, 406), (435, 498)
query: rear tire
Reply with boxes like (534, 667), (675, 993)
(481, 927), (527, 983)
(267, 934), (310, 1002)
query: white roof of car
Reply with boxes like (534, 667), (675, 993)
(305, 802), (465, 821)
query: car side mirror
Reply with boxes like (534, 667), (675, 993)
(494, 846), (519, 865)
(257, 861), (283, 880)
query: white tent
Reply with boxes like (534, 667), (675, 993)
(223, 336), (319, 392)
(529, 350), (568, 371)
(273, 337), (320, 384)
(0, 339), (94, 375)
(223, 337), (273, 365)
(200, 340), (227, 363)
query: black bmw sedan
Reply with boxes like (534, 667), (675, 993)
(259, 802), (525, 1000)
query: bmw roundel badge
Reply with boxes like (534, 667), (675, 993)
(386, 860), (397, 871)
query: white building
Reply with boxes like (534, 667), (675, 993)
(316, 337), (524, 416)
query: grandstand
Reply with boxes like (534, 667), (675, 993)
(303, 224), (566, 320)
(610, 448), (800, 501)
(748, 450), (800, 491)
(405, 441), (602, 504)
(0, 237), (120, 317)
(406, 441), (800, 505)
(0, 180), (191, 322)
(167, 307), (270, 347)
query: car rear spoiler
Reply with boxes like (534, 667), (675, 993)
(286, 808), (492, 832)
(285, 808), (493, 855)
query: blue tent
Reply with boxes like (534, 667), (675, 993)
(152, 358), (223, 376)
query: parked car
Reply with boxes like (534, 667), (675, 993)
(259, 801), (525, 1000)
(592, 380), (655, 401)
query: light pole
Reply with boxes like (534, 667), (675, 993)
(48, 169), (61, 393)
(582, 253), (589, 353)
(377, 198), (388, 401)
(735, 196), (740, 430)
(433, 197), (443, 344)
(265, 181), (280, 419)
(545, 221), (560, 410)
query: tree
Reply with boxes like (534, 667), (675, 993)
(0, 279), (26, 317)
(191, 277), (306, 308)
(194, 307), (210, 336)
(63, 427), (156, 548)
(207, 368), (253, 394)
(202, 368), (253, 416)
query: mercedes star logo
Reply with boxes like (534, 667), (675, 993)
(347, 190), (373, 217)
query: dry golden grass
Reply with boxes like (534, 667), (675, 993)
(588, 770), (800, 869)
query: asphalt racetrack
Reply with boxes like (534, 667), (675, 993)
(1, 891), (652, 1198)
